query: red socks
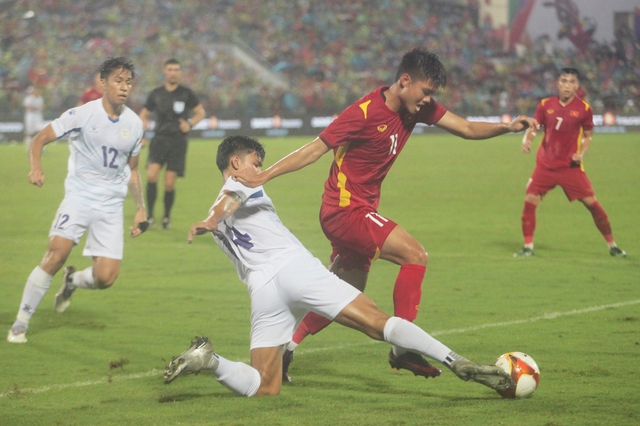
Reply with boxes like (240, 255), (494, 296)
(291, 312), (332, 344)
(586, 201), (614, 243)
(522, 201), (537, 244)
(392, 264), (426, 322)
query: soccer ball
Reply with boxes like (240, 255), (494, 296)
(494, 352), (540, 399)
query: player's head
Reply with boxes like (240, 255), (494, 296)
(98, 57), (135, 106)
(99, 57), (135, 81)
(558, 67), (580, 81)
(216, 135), (266, 174)
(394, 49), (446, 115)
(557, 67), (580, 102)
(163, 58), (182, 84)
(395, 49), (447, 89)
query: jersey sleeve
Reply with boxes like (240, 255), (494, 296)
(186, 88), (200, 110)
(319, 103), (365, 148)
(143, 90), (156, 111)
(581, 104), (594, 131)
(417, 99), (447, 125)
(221, 177), (263, 203)
(50, 106), (89, 138)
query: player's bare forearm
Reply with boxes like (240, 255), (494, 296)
(188, 191), (242, 243)
(573, 129), (593, 161)
(127, 157), (148, 237)
(190, 104), (206, 126)
(240, 138), (329, 187)
(521, 127), (537, 153)
(437, 112), (536, 140)
(28, 125), (59, 187)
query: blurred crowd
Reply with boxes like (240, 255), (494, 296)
(1, 0), (638, 121)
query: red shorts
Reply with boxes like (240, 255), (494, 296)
(319, 203), (398, 272)
(526, 166), (595, 201)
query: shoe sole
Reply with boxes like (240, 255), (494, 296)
(389, 353), (442, 379)
(54, 266), (76, 313)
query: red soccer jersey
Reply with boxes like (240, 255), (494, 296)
(79, 87), (102, 105)
(534, 96), (593, 170)
(319, 86), (447, 209)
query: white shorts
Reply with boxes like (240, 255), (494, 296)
(49, 196), (124, 260)
(249, 253), (361, 350)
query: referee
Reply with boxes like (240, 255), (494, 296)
(139, 58), (205, 229)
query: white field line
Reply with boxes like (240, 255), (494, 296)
(2, 299), (638, 398)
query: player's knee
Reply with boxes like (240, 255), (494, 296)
(95, 272), (118, 289)
(255, 381), (281, 396)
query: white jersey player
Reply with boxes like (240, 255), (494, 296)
(23, 86), (44, 150)
(163, 135), (513, 398)
(8, 57), (148, 344)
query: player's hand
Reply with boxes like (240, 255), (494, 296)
(509, 115), (538, 133)
(178, 118), (191, 134)
(28, 169), (45, 187)
(141, 138), (148, 148)
(187, 221), (216, 243)
(130, 209), (148, 237)
(233, 167), (264, 188)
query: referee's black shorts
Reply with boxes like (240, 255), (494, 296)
(147, 135), (188, 177)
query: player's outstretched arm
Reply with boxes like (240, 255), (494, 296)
(435, 111), (537, 140)
(521, 126), (538, 153)
(572, 129), (593, 162)
(28, 124), (59, 187)
(127, 155), (148, 237)
(234, 137), (330, 188)
(187, 191), (242, 243)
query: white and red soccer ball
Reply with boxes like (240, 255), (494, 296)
(494, 352), (540, 398)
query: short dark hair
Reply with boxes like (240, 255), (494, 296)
(395, 48), (447, 89)
(99, 57), (135, 80)
(559, 67), (580, 80)
(164, 58), (181, 67)
(216, 135), (266, 173)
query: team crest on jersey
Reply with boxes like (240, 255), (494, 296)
(570, 110), (579, 117)
(120, 128), (130, 140)
(547, 109), (554, 114)
(173, 101), (185, 114)
(377, 124), (388, 132)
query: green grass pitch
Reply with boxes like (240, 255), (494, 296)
(1, 133), (638, 425)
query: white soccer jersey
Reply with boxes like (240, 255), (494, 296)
(23, 94), (44, 135)
(50, 99), (143, 212)
(211, 178), (310, 294)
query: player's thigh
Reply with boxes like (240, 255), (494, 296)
(558, 169), (595, 201)
(250, 346), (284, 396)
(320, 204), (397, 271)
(147, 137), (170, 169)
(83, 209), (124, 260)
(249, 279), (301, 351)
(276, 254), (361, 322)
(526, 167), (557, 197)
(165, 139), (187, 177)
(379, 224), (427, 266)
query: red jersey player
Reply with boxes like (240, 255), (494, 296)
(515, 67), (626, 258)
(236, 48), (536, 383)
(77, 72), (103, 106)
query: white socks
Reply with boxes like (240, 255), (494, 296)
(383, 316), (453, 365)
(72, 267), (97, 289)
(14, 266), (53, 328)
(207, 354), (261, 397)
